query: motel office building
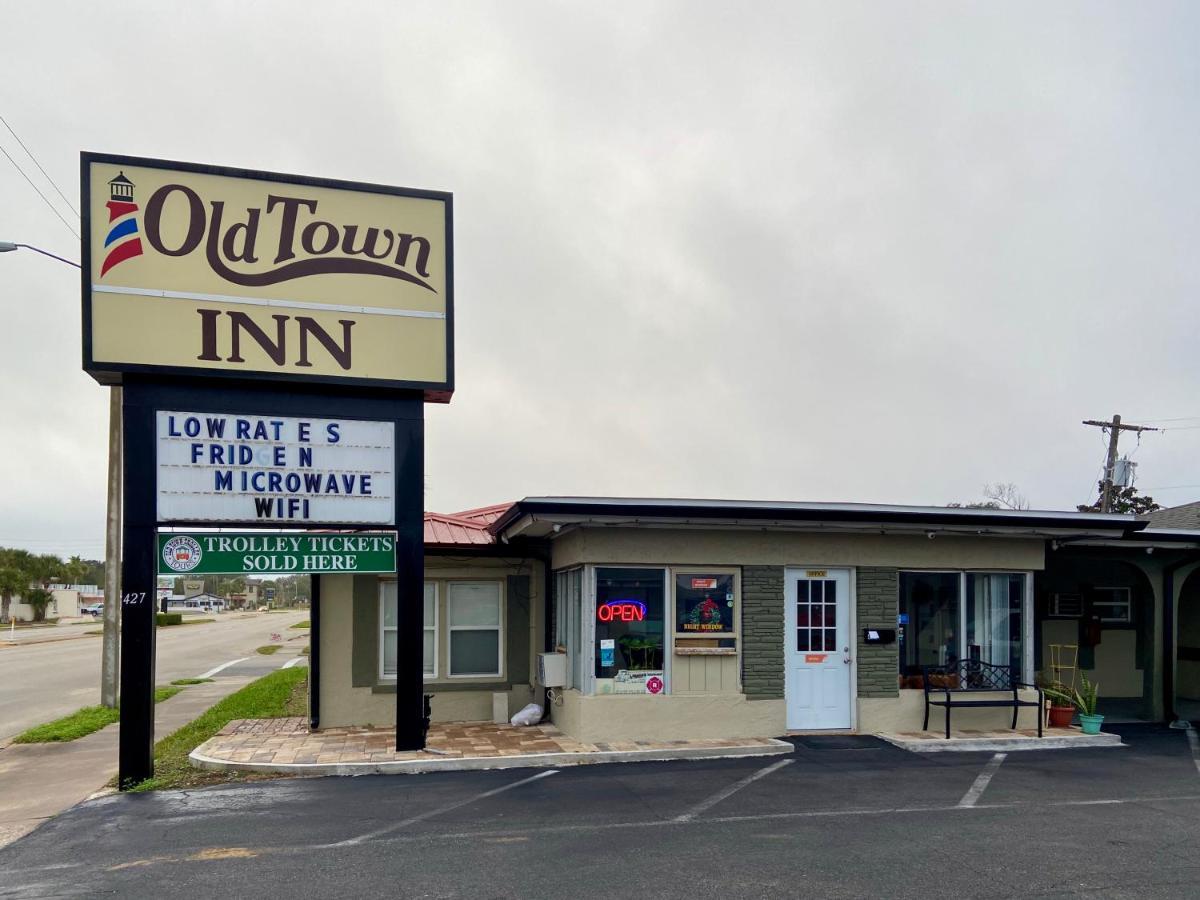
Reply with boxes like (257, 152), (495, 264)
(312, 498), (1200, 741)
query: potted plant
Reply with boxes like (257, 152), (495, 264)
(1038, 675), (1076, 728)
(1045, 674), (1104, 734)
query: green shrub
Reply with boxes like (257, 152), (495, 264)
(156, 612), (184, 626)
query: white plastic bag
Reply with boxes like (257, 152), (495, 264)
(510, 703), (543, 726)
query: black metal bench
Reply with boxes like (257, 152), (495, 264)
(922, 660), (1043, 739)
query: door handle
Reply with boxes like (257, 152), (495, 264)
(843, 646), (851, 665)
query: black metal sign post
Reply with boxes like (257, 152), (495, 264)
(394, 414), (425, 750)
(116, 377), (426, 786)
(117, 384), (158, 788)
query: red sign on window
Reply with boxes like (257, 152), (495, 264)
(690, 577), (718, 590)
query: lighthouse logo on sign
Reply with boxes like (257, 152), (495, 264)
(161, 535), (203, 572)
(101, 172), (144, 276)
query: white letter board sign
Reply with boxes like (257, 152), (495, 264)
(156, 411), (395, 525)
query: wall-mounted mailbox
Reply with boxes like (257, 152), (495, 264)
(862, 627), (896, 645)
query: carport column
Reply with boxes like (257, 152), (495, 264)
(395, 403), (425, 751)
(118, 381), (158, 788)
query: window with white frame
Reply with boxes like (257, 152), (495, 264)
(380, 581), (436, 679)
(1092, 587), (1132, 623)
(448, 581), (503, 677)
(898, 571), (1029, 677)
(554, 568), (583, 690)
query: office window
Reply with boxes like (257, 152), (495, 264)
(381, 581), (436, 679)
(898, 571), (1027, 678)
(594, 567), (665, 693)
(555, 568), (583, 690)
(448, 581), (503, 677)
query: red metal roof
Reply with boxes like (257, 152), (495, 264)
(423, 510), (502, 547)
(449, 503), (514, 526)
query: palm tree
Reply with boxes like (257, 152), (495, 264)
(0, 549), (33, 624)
(63, 555), (91, 587)
(27, 553), (65, 589)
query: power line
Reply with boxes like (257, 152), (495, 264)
(1126, 415), (1200, 423)
(0, 114), (79, 217)
(0, 143), (80, 239)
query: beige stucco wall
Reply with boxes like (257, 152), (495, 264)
(8, 588), (81, 622)
(551, 528), (1045, 571)
(552, 689), (785, 742)
(1041, 619), (1144, 698)
(858, 689), (1042, 734)
(317, 557), (544, 729)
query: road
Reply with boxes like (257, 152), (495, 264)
(0, 610), (309, 742)
(1, 725), (1197, 898)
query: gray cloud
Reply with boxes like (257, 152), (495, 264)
(2, 1), (1199, 555)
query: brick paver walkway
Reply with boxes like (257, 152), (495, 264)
(198, 719), (784, 767)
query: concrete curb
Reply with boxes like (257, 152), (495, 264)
(189, 737), (794, 776)
(877, 732), (1124, 753)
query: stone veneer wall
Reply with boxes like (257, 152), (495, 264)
(742, 566), (785, 699)
(856, 566), (899, 698)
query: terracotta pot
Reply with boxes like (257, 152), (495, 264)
(1047, 705), (1074, 728)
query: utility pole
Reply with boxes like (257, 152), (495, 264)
(1082, 415), (1160, 512)
(101, 387), (121, 708)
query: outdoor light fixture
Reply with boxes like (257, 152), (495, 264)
(0, 241), (80, 267)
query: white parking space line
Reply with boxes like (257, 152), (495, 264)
(957, 752), (1007, 808)
(281, 656), (306, 669)
(197, 657), (249, 679)
(674, 758), (794, 823)
(329, 769), (560, 847)
(1188, 729), (1200, 777)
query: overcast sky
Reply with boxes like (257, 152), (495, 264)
(2, 2), (1199, 558)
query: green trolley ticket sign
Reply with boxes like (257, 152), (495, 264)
(157, 532), (396, 576)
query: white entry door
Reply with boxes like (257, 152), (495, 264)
(785, 568), (852, 730)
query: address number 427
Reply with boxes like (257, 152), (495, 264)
(122, 592), (147, 605)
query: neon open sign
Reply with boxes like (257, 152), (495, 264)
(597, 600), (646, 622)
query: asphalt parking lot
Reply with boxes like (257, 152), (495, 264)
(2, 725), (1198, 899)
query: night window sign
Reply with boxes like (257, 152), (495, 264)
(675, 573), (735, 634)
(156, 411), (395, 525)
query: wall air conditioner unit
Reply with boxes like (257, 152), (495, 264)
(537, 652), (567, 688)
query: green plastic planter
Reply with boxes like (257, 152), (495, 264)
(1079, 713), (1104, 735)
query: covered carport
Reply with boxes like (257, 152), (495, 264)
(1037, 528), (1200, 726)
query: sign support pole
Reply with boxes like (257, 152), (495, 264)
(395, 404), (425, 751)
(118, 382), (158, 788)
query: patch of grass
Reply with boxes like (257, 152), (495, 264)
(255, 644), (281, 655)
(125, 667), (308, 792)
(170, 677), (214, 686)
(289, 620), (310, 629)
(301, 645), (310, 656)
(13, 686), (182, 744)
(176, 618), (216, 626)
